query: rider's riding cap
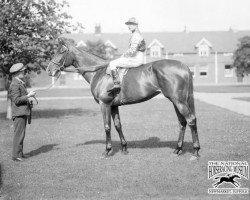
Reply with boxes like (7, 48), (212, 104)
(125, 17), (138, 25)
(9, 63), (26, 74)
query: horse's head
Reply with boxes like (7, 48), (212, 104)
(232, 174), (240, 179)
(46, 38), (74, 77)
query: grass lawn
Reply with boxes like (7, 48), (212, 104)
(0, 94), (249, 199)
(1, 85), (250, 100)
(233, 97), (250, 102)
(194, 84), (250, 93)
(0, 88), (92, 98)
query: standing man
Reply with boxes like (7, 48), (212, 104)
(108, 17), (146, 93)
(8, 63), (36, 162)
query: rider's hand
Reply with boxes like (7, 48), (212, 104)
(27, 91), (36, 98)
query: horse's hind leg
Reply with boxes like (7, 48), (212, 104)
(111, 106), (128, 154)
(173, 104), (187, 155)
(100, 102), (113, 157)
(172, 100), (200, 159)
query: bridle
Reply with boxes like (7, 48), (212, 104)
(48, 43), (111, 79)
(34, 45), (70, 94)
(48, 45), (85, 74)
(48, 45), (69, 72)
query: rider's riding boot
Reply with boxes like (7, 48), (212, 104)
(108, 69), (121, 93)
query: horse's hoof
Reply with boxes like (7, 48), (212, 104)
(102, 148), (113, 158)
(190, 155), (199, 161)
(177, 150), (183, 156)
(173, 149), (182, 155)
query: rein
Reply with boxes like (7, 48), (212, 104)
(34, 45), (69, 93)
(33, 73), (61, 93)
(31, 73), (61, 106)
(32, 47), (67, 103)
(41, 44), (108, 95)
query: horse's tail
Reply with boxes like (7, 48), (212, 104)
(187, 67), (195, 115)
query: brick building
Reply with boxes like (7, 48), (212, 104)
(62, 28), (250, 86)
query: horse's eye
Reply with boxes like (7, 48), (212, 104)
(60, 45), (67, 53)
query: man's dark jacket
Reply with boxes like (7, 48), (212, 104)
(9, 78), (30, 118)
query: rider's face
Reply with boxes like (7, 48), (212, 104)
(127, 24), (137, 32)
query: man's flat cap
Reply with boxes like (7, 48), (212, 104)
(9, 63), (26, 73)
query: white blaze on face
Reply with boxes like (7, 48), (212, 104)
(52, 70), (57, 77)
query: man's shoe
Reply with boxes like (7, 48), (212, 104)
(12, 157), (23, 162)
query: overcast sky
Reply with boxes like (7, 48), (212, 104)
(65, 0), (250, 33)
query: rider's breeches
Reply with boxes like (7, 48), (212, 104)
(109, 52), (144, 70)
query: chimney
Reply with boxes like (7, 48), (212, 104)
(95, 24), (101, 35)
(184, 26), (189, 33)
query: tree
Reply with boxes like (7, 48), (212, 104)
(84, 40), (107, 60)
(0, 0), (83, 78)
(0, 0), (83, 118)
(233, 36), (250, 79)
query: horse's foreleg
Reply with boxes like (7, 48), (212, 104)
(189, 118), (200, 159)
(173, 100), (200, 159)
(100, 102), (112, 157)
(173, 104), (187, 155)
(232, 181), (240, 187)
(111, 106), (128, 154)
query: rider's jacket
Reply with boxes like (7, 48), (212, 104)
(123, 30), (146, 57)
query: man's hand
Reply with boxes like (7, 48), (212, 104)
(27, 91), (36, 98)
(28, 97), (33, 104)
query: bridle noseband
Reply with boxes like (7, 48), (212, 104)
(49, 45), (69, 72)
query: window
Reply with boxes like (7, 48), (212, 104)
(223, 53), (233, 57)
(105, 47), (115, 59)
(199, 66), (208, 77)
(224, 65), (233, 77)
(189, 66), (195, 77)
(148, 39), (164, 57)
(195, 38), (212, 57)
(198, 45), (209, 57)
(150, 46), (161, 57)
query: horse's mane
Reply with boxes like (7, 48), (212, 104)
(77, 47), (107, 63)
(67, 41), (109, 73)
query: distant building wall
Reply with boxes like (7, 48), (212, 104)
(61, 30), (250, 86)
(144, 51), (250, 85)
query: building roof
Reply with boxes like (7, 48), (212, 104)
(63, 30), (250, 54)
(148, 39), (164, 48)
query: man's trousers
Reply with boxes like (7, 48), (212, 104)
(12, 116), (27, 158)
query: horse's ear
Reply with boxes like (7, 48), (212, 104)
(58, 37), (65, 45)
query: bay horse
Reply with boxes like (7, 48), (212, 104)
(46, 38), (200, 160)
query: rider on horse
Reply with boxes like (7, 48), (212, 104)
(108, 17), (146, 93)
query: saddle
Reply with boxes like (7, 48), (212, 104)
(106, 67), (128, 83)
